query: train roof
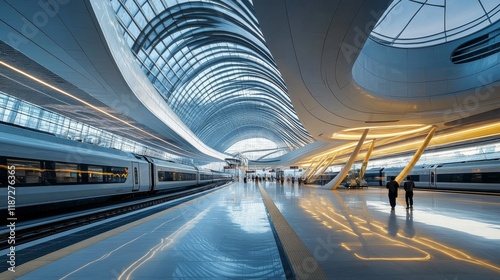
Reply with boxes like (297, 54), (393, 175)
(0, 124), (143, 162)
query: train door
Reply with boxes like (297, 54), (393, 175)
(132, 162), (140, 191)
(429, 167), (436, 188)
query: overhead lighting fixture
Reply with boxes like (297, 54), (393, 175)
(332, 124), (433, 140)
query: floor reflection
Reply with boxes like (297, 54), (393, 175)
(292, 187), (500, 272)
(404, 209), (415, 238)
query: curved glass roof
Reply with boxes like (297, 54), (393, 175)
(111, 0), (313, 155)
(226, 138), (287, 161)
(371, 0), (500, 48)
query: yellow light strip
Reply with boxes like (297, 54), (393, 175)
(332, 125), (433, 140)
(373, 122), (500, 156)
(342, 124), (428, 132)
(298, 122), (500, 167)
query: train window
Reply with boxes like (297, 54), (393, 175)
(42, 161), (58, 184)
(1, 157), (127, 186)
(134, 167), (138, 184)
(438, 172), (500, 183)
(55, 163), (80, 184)
(6, 159), (42, 186)
(105, 167), (128, 183)
(157, 171), (173, 181)
(88, 165), (104, 183)
(157, 171), (196, 181)
(470, 173), (482, 183)
(483, 172), (500, 183)
(200, 173), (212, 180)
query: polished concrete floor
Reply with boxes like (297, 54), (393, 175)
(4, 180), (500, 279)
(263, 181), (500, 280)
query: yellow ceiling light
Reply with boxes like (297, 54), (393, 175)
(331, 124), (433, 140)
(340, 122), (500, 162)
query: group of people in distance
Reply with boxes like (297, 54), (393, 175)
(386, 175), (415, 210)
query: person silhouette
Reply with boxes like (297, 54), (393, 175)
(403, 175), (415, 209)
(386, 176), (399, 210)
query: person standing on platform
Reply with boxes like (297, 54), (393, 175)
(403, 175), (415, 209)
(386, 176), (399, 210)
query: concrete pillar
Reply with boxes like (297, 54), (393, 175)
(395, 126), (437, 184)
(359, 140), (376, 180)
(301, 162), (315, 179)
(323, 129), (369, 190)
(310, 152), (339, 183)
(306, 155), (328, 181)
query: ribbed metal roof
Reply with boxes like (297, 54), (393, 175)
(111, 0), (314, 155)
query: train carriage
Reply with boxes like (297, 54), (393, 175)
(407, 165), (434, 188)
(380, 167), (403, 186)
(433, 160), (500, 191)
(148, 157), (199, 191)
(364, 167), (384, 186)
(212, 170), (232, 184)
(0, 125), (151, 210)
(197, 167), (214, 186)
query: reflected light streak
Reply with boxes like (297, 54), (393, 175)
(300, 199), (430, 260)
(228, 198), (270, 233)
(60, 213), (186, 279)
(118, 208), (210, 280)
(60, 233), (148, 280)
(418, 237), (500, 272)
(367, 201), (500, 239)
(367, 201), (500, 271)
(300, 196), (500, 270)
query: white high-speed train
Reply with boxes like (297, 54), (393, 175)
(0, 124), (232, 211)
(365, 159), (500, 192)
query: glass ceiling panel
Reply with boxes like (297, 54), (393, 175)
(372, 1), (420, 40)
(225, 138), (287, 161)
(399, 5), (444, 39)
(371, 0), (499, 48)
(111, 0), (314, 153)
(446, 1), (485, 30)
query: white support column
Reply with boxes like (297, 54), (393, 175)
(305, 155), (328, 181)
(310, 152), (339, 182)
(359, 140), (375, 180)
(323, 129), (369, 190)
(395, 126), (437, 184)
(301, 162), (315, 180)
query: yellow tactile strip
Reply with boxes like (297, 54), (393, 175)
(258, 183), (328, 280)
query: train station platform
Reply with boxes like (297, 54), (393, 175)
(3, 181), (500, 279)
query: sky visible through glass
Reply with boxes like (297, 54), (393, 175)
(371, 0), (499, 47)
(225, 138), (287, 160)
